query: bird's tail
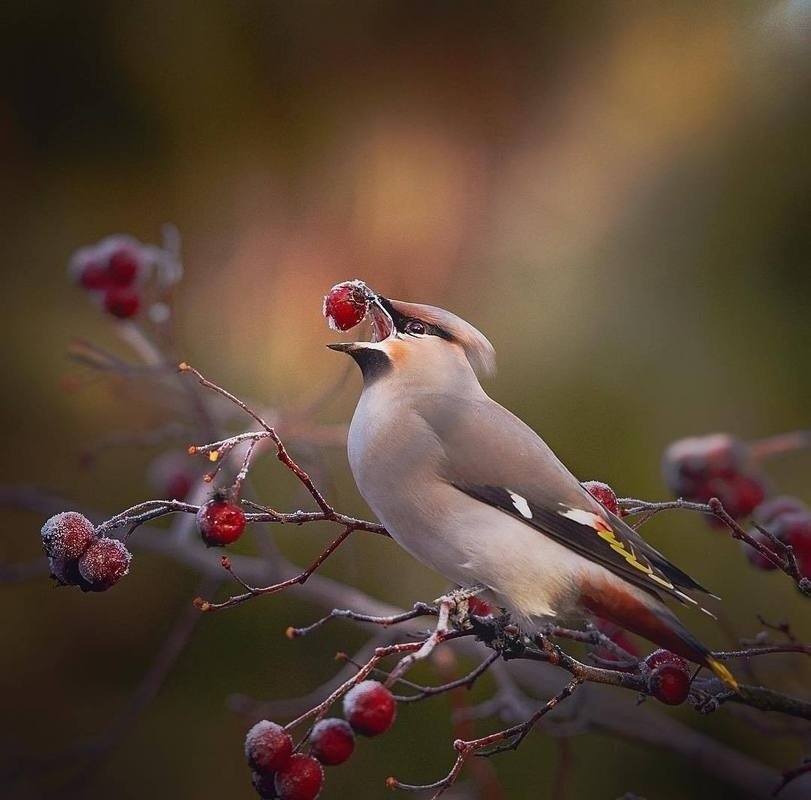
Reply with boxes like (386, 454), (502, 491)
(650, 608), (740, 692)
(580, 585), (739, 691)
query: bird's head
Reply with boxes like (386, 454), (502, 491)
(327, 290), (495, 389)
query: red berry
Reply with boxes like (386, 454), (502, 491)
(245, 720), (294, 776)
(107, 247), (140, 286)
(648, 662), (691, 705)
(78, 537), (131, 591)
(309, 718), (355, 766)
(197, 498), (246, 547)
(274, 754), (324, 800)
(342, 680), (396, 736)
(104, 286), (141, 319)
(662, 434), (766, 522)
(467, 596), (493, 617)
(41, 511), (96, 560)
(79, 260), (112, 290)
(754, 496), (807, 526)
(743, 529), (782, 571)
(582, 480), (620, 516)
(323, 281), (370, 332)
(644, 649), (687, 672)
(251, 770), (278, 799)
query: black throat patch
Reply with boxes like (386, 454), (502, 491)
(350, 348), (392, 384)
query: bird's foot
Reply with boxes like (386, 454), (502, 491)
(384, 588), (486, 688)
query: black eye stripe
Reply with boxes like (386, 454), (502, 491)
(376, 297), (453, 341)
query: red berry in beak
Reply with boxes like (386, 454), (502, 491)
(197, 497), (246, 547)
(342, 680), (396, 736)
(309, 718), (355, 766)
(323, 281), (370, 331)
(273, 754), (324, 800)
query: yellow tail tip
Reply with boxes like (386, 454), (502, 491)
(707, 657), (739, 692)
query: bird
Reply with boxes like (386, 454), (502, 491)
(327, 289), (738, 690)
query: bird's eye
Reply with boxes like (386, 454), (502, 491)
(405, 320), (426, 336)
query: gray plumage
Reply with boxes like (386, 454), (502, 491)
(328, 293), (736, 687)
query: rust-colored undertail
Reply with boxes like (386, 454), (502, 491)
(580, 580), (739, 691)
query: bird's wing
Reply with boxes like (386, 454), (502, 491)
(417, 392), (713, 606)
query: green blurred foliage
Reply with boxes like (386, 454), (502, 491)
(1, 2), (809, 798)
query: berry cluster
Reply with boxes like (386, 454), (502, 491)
(643, 649), (691, 705)
(662, 434), (767, 523)
(245, 681), (396, 799)
(41, 512), (131, 592)
(68, 235), (151, 319)
(746, 496), (811, 576)
(323, 281), (371, 332)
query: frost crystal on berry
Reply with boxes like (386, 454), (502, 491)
(78, 538), (132, 591)
(342, 680), (396, 736)
(309, 718), (355, 766)
(245, 720), (293, 775)
(41, 511), (96, 560)
(273, 754), (324, 800)
(323, 280), (371, 332)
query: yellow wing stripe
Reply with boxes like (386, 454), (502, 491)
(594, 526), (675, 590)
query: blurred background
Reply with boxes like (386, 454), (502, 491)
(2, 1), (810, 798)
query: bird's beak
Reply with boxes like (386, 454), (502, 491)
(326, 342), (359, 353)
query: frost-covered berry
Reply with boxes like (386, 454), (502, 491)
(251, 770), (278, 799)
(323, 281), (370, 331)
(104, 286), (141, 319)
(197, 497), (246, 547)
(662, 434), (766, 522)
(309, 718), (355, 766)
(644, 649), (687, 673)
(245, 721), (294, 776)
(648, 663), (691, 705)
(342, 680), (396, 736)
(582, 480), (620, 516)
(274, 754), (324, 800)
(643, 650), (690, 705)
(41, 511), (96, 560)
(78, 538), (131, 591)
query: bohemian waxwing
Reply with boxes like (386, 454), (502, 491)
(327, 289), (738, 690)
